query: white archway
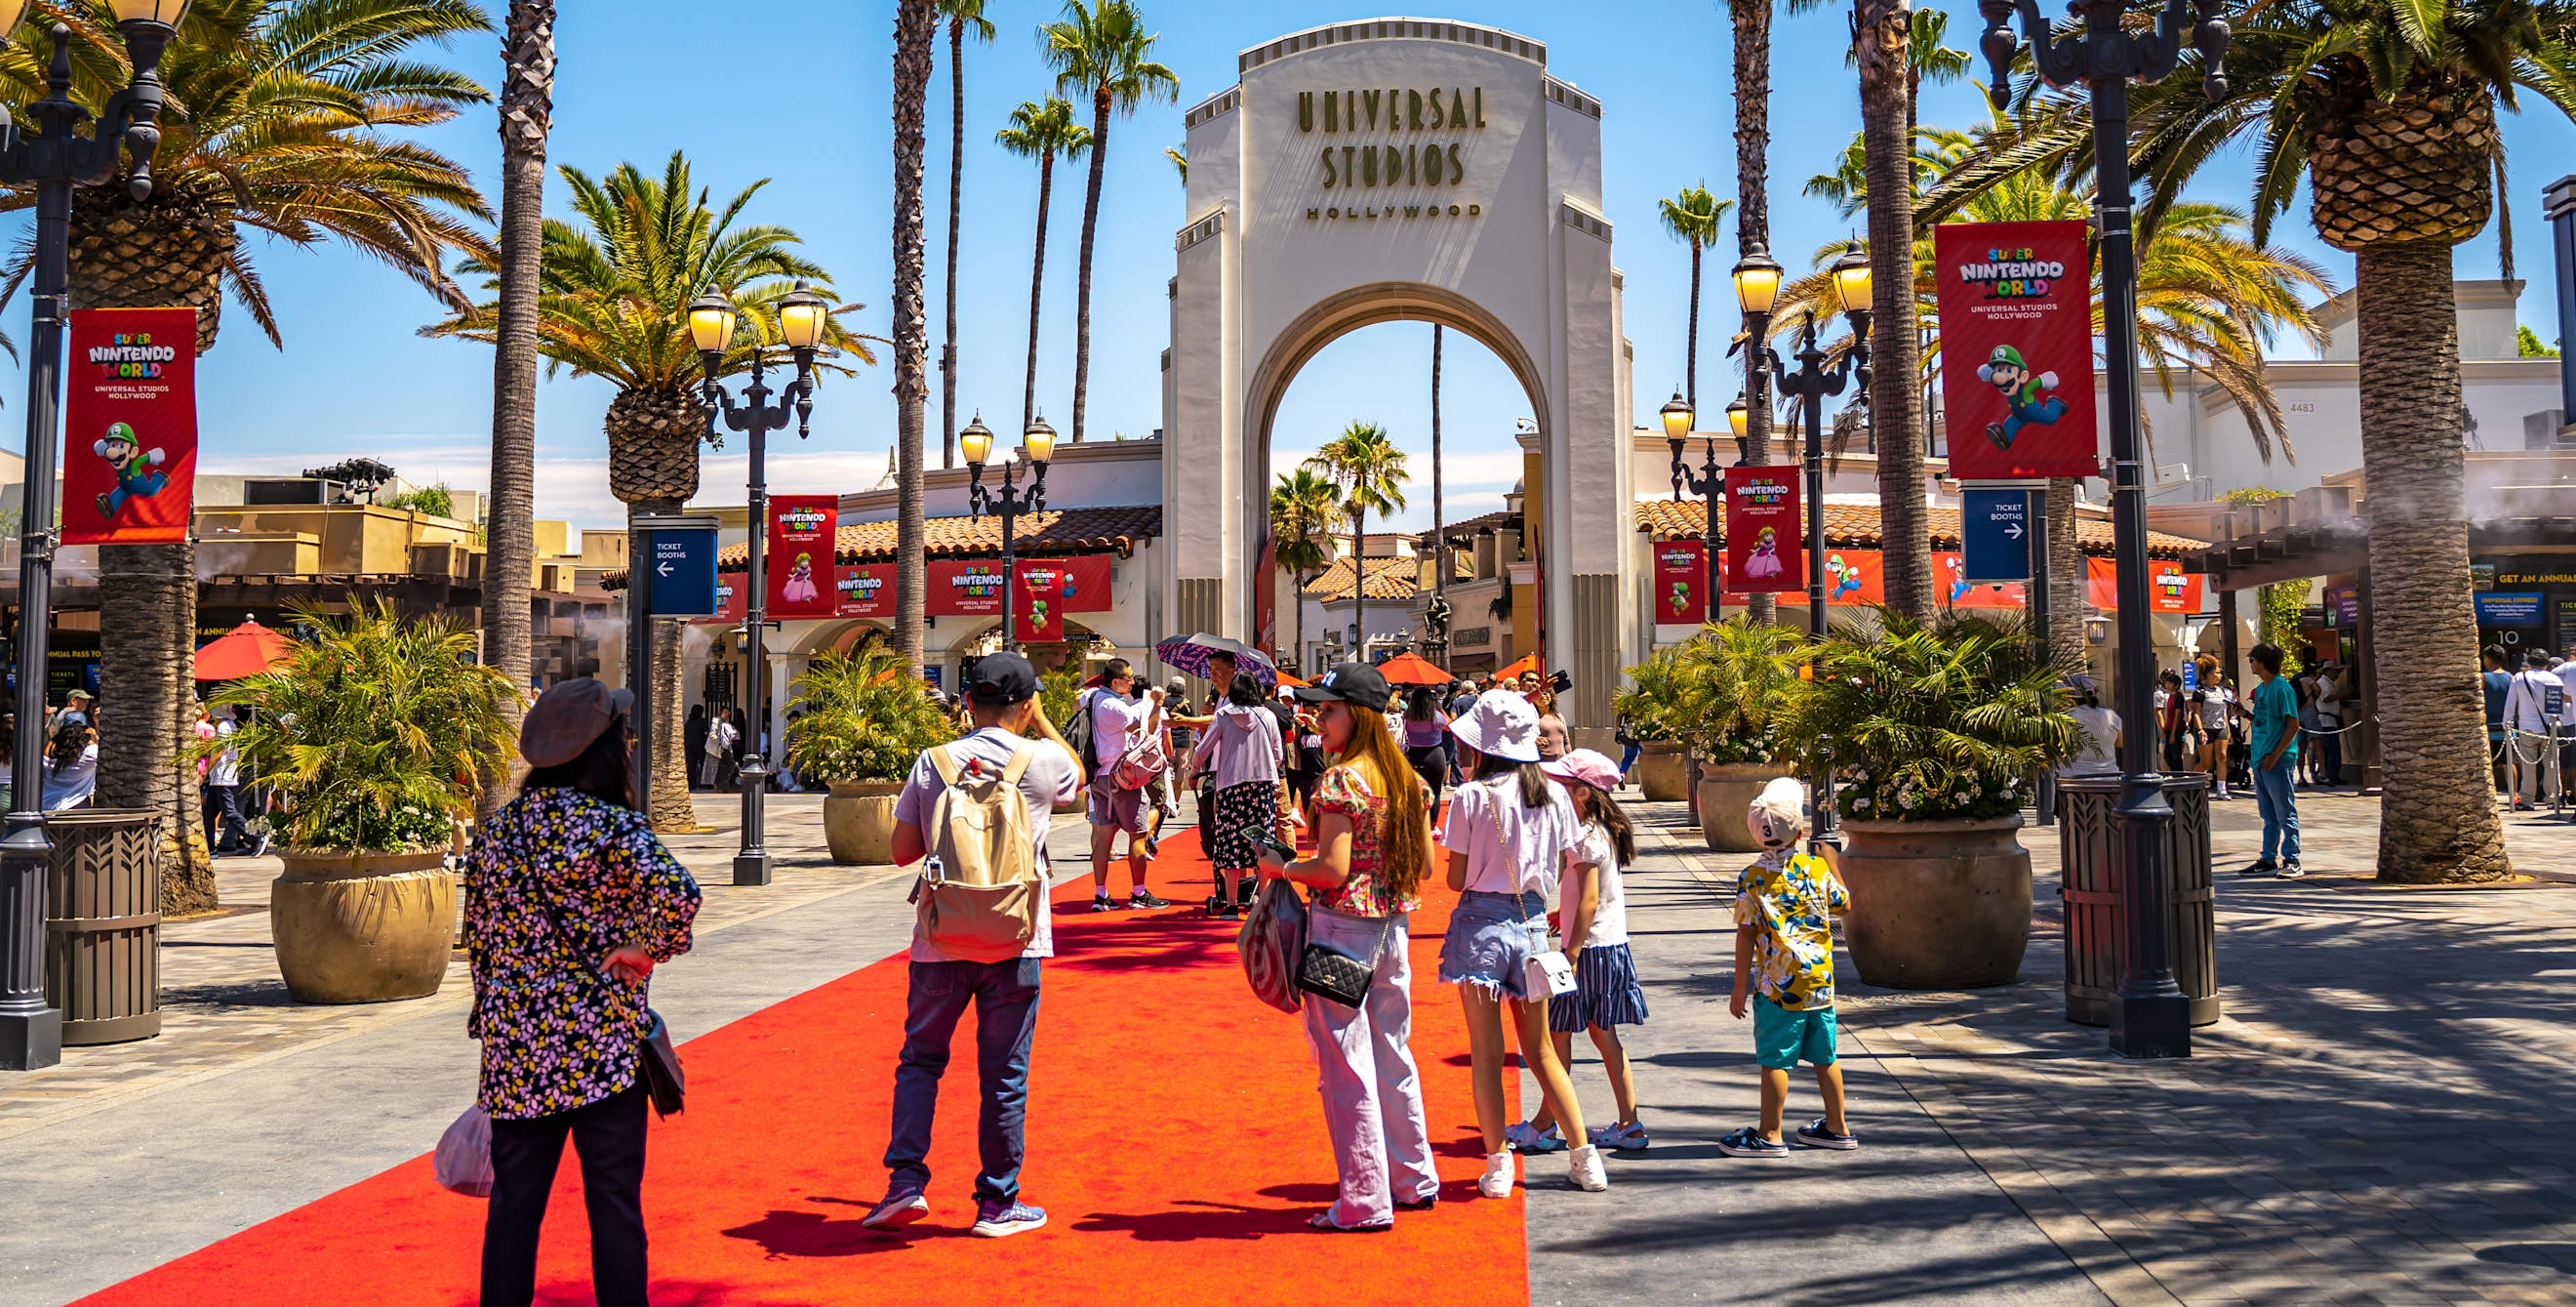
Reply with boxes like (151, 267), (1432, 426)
(1161, 19), (1633, 724)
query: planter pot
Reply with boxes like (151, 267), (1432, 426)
(1698, 765), (1793, 853)
(1635, 742), (1688, 802)
(1834, 817), (2031, 991)
(271, 848), (455, 1004)
(825, 780), (906, 865)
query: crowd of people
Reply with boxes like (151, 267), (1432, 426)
(2482, 642), (2576, 811)
(0, 687), (277, 856)
(459, 652), (1852, 1303)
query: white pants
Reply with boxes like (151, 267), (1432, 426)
(2512, 729), (2559, 804)
(1300, 908), (1439, 1227)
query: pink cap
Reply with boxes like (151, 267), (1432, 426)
(1540, 748), (1623, 794)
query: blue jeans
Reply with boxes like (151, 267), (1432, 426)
(2253, 758), (2300, 865)
(886, 958), (1042, 1205)
(1620, 743), (1641, 775)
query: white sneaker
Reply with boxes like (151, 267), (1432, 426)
(1568, 1143), (1609, 1192)
(1478, 1150), (1514, 1199)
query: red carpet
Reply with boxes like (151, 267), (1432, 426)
(78, 826), (1526, 1306)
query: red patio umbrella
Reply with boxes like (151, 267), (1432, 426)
(1494, 652), (1544, 683)
(194, 618), (298, 681)
(1375, 652), (1452, 686)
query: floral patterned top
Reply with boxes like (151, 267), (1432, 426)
(1732, 849), (1849, 1011)
(466, 787), (702, 1120)
(1308, 762), (1429, 918)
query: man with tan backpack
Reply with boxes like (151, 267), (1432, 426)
(863, 652), (1080, 1240)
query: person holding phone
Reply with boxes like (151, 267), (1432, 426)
(1254, 662), (1440, 1231)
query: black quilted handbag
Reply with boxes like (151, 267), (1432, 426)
(1296, 916), (1393, 1008)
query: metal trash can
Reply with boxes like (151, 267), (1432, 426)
(43, 808), (166, 1046)
(2057, 775), (2218, 1027)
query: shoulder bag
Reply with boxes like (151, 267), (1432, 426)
(1488, 779), (1577, 999)
(1292, 767), (1394, 1008)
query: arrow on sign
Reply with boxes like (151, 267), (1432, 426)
(2005, 522), (2024, 540)
(657, 561), (674, 577)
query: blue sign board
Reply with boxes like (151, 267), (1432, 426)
(1960, 487), (2035, 584)
(2181, 662), (2197, 693)
(646, 527), (719, 617)
(2474, 592), (2546, 627)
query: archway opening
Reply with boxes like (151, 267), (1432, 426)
(1262, 315), (1544, 677)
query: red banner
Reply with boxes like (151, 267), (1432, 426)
(1750, 549), (2028, 610)
(1935, 221), (2098, 479)
(2086, 558), (2203, 613)
(1056, 554), (1112, 612)
(928, 558), (1010, 615)
(695, 572), (748, 626)
(837, 563), (892, 617)
(1015, 558), (1066, 642)
(1651, 539), (1708, 625)
(63, 307), (198, 546)
(1722, 466), (1803, 593)
(767, 494), (838, 619)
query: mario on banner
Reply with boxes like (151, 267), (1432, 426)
(1935, 221), (2098, 480)
(64, 307), (198, 546)
(767, 494), (839, 619)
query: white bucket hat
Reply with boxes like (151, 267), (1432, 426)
(1451, 688), (1542, 764)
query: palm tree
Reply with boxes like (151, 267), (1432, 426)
(1799, 118), (2330, 674)
(995, 98), (1091, 436)
(1938, 1), (2576, 882)
(1269, 468), (1340, 665)
(0, 1), (496, 914)
(938, 0), (995, 470)
(1657, 184), (1733, 412)
(893, 0), (937, 678)
(1165, 143), (1186, 183)
(426, 153), (867, 832)
(1732, 0), (1780, 629)
(1305, 423), (1410, 654)
(1041, 0), (1179, 445)
(482, 0), (556, 819)
(1854, 0), (1931, 619)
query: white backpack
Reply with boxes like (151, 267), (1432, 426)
(911, 741), (1042, 961)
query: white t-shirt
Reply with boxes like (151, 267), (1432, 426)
(1085, 688), (1149, 765)
(1564, 822), (1628, 948)
(893, 726), (1081, 961)
(705, 718), (737, 757)
(208, 718), (241, 788)
(2505, 669), (2566, 735)
(2060, 707), (2121, 778)
(2195, 684), (2233, 732)
(1438, 773), (1582, 900)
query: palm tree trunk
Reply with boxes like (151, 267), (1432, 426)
(2356, 240), (2508, 883)
(1683, 241), (1701, 410)
(481, 0), (553, 821)
(940, 15), (964, 470)
(1070, 88), (1112, 444)
(892, 0), (936, 676)
(1856, 0), (1932, 621)
(1352, 508), (1366, 658)
(1733, 0), (1776, 627)
(97, 545), (209, 914)
(2044, 477), (2083, 673)
(1431, 325), (1445, 624)
(1023, 151), (1054, 435)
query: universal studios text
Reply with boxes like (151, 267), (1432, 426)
(1297, 83), (1488, 223)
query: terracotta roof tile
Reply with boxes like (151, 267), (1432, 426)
(1632, 499), (2205, 560)
(1303, 554), (1468, 601)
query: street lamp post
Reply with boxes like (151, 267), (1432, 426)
(1979, 0), (2230, 1060)
(0, 3), (184, 1073)
(691, 280), (830, 889)
(1770, 247), (1875, 846)
(1660, 388), (1718, 613)
(961, 411), (1057, 652)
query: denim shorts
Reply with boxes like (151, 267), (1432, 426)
(1437, 889), (1551, 1001)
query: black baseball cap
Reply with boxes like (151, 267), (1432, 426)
(1293, 661), (1391, 713)
(966, 651), (1039, 706)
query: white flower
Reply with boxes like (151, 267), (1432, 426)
(1853, 796), (1872, 809)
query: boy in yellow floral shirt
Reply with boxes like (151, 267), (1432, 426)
(1721, 778), (1857, 1158)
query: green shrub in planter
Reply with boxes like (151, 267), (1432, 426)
(1782, 610), (2077, 823)
(1615, 616), (1807, 765)
(787, 650), (958, 786)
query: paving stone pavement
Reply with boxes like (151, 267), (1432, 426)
(1622, 785), (2576, 1306)
(0, 793), (887, 1140)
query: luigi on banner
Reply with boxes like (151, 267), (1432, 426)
(93, 421), (169, 521)
(1974, 345), (2066, 452)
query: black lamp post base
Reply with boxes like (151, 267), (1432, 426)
(2109, 991), (2193, 1058)
(733, 849), (774, 887)
(0, 1007), (62, 1072)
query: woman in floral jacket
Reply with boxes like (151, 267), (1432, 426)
(467, 678), (700, 1307)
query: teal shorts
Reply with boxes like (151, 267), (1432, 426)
(1752, 994), (1838, 1070)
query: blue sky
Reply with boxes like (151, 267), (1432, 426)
(15, 1), (2568, 533)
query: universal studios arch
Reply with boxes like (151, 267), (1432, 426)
(1160, 19), (1638, 727)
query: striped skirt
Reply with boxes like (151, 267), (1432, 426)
(1548, 942), (1650, 1032)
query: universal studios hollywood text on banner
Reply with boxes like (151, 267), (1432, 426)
(63, 307), (199, 547)
(1934, 220), (2099, 481)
